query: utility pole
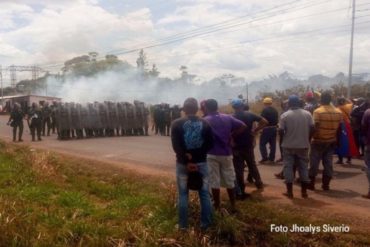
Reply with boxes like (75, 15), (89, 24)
(0, 65), (3, 107)
(348, 0), (356, 98)
(246, 80), (249, 104)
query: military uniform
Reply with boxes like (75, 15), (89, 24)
(8, 105), (24, 142)
(164, 104), (171, 136)
(98, 103), (108, 137)
(50, 102), (58, 134)
(58, 104), (70, 140)
(41, 103), (52, 136)
(71, 103), (83, 139)
(28, 104), (43, 141)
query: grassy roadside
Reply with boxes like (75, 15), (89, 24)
(0, 140), (369, 246)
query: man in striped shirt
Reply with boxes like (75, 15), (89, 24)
(308, 91), (343, 191)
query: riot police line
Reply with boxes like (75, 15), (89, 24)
(8, 100), (183, 141)
(46, 100), (150, 140)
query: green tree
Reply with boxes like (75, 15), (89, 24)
(148, 64), (160, 78)
(136, 49), (148, 75)
(180, 65), (188, 80)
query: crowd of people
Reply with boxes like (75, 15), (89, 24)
(7, 91), (370, 231)
(171, 92), (370, 230)
(152, 104), (182, 136)
(7, 101), (184, 141)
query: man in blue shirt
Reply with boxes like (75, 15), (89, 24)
(231, 99), (267, 199)
(171, 98), (214, 230)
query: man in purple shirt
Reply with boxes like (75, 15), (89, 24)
(204, 99), (246, 211)
(361, 108), (370, 199)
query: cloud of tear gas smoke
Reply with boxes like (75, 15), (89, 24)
(44, 69), (249, 105)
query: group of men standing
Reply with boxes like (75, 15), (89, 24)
(171, 91), (370, 230)
(7, 102), (45, 142)
(171, 97), (271, 230)
(152, 104), (181, 136)
(278, 91), (370, 199)
(54, 101), (150, 140)
(7, 100), (150, 141)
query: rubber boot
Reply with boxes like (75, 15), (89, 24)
(301, 182), (308, 198)
(308, 176), (315, 191)
(322, 175), (331, 191)
(283, 183), (293, 199)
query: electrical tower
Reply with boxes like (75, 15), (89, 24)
(6, 65), (43, 88)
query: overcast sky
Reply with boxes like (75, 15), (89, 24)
(0, 0), (369, 86)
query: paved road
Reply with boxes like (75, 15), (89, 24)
(0, 115), (369, 219)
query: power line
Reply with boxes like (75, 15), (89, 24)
(39, 1), (352, 70)
(109, 0), (336, 55)
(104, 0), (306, 54)
(39, 21), (370, 75)
(147, 22), (370, 62)
(37, 0), (335, 69)
(18, 0), (368, 73)
(183, 6), (352, 43)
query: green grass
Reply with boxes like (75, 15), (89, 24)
(0, 140), (369, 246)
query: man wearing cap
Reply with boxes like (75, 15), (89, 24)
(171, 98), (214, 230)
(279, 95), (314, 198)
(308, 91), (342, 191)
(259, 97), (279, 163)
(204, 99), (246, 211)
(231, 99), (268, 198)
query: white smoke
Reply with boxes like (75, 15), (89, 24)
(44, 68), (248, 105)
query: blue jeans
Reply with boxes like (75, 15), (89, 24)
(176, 162), (212, 229)
(364, 146), (370, 192)
(283, 148), (310, 184)
(259, 127), (277, 161)
(309, 143), (335, 178)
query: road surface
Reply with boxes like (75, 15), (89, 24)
(0, 115), (369, 223)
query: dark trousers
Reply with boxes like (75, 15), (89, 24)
(283, 148), (310, 184)
(30, 123), (42, 141)
(353, 129), (364, 155)
(309, 143), (335, 178)
(259, 127), (277, 161)
(233, 147), (263, 194)
(12, 122), (24, 141)
(51, 117), (57, 134)
(42, 118), (51, 136)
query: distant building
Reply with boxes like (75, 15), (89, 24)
(0, 94), (61, 113)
